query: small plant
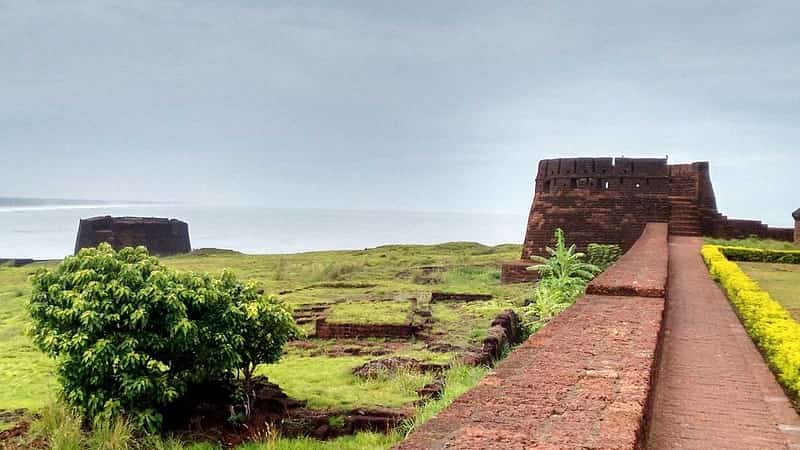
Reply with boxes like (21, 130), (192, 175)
(328, 414), (346, 430)
(586, 244), (622, 271)
(521, 229), (600, 333)
(88, 415), (134, 450)
(31, 402), (84, 449)
(527, 228), (600, 283)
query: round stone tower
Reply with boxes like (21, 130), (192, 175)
(793, 208), (800, 244)
(74, 216), (191, 256)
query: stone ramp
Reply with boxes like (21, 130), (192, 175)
(587, 223), (669, 298)
(646, 237), (800, 450)
(395, 223), (669, 450)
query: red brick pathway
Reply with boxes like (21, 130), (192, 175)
(647, 237), (800, 450)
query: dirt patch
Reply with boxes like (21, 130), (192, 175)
(163, 377), (303, 447)
(0, 420), (46, 449)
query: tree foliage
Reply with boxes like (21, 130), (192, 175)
(28, 243), (296, 430)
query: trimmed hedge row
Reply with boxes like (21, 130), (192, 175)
(716, 245), (800, 264)
(702, 245), (800, 398)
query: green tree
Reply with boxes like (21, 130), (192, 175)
(28, 243), (296, 430)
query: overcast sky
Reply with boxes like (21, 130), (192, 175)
(1, 1), (798, 226)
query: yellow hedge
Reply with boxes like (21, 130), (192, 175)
(702, 245), (800, 398)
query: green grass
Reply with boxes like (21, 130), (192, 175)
(257, 355), (432, 409)
(738, 262), (800, 322)
(12, 362), (491, 450)
(704, 237), (799, 251)
(0, 264), (58, 412)
(0, 242), (526, 436)
(399, 364), (489, 438)
(237, 432), (399, 450)
(326, 300), (411, 325)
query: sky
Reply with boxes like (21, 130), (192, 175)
(1, 1), (798, 226)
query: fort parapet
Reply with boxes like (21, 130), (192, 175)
(74, 216), (191, 256)
(502, 157), (793, 283)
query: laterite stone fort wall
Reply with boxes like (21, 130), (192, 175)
(74, 216), (191, 256)
(502, 157), (792, 283)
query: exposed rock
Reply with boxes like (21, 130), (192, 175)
(416, 380), (445, 401)
(460, 310), (522, 367)
(425, 342), (463, 353)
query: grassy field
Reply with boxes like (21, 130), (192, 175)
(738, 262), (800, 321)
(0, 242), (528, 439)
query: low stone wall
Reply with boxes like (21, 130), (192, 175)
(460, 310), (523, 366)
(395, 223), (668, 450)
(586, 223), (669, 298)
(499, 259), (538, 284)
(315, 318), (419, 339)
(430, 292), (493, 303)
(710, 218), (793, 242)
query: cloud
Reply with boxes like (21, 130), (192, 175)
(0, 0), (797, 225)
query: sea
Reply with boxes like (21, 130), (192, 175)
(0, 201), (527, 260)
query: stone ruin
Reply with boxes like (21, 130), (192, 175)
(74, 216), (191, 256)
(502, 157), (794, 283)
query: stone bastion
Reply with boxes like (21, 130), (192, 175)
(74, 216), (191, 256)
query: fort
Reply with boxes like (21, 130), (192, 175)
(502, 157), (794, 283)
(74, 216), (191, 256)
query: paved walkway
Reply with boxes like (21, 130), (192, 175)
(647, 237), (800, 450)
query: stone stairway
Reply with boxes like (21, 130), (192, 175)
(669, 196), (702, 236)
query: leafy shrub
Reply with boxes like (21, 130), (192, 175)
(527, 228), (599, 285)
(702, 245), (800, 398)
(586, 244), (622, 271)
(236, 293), (297, 413)
(520, 229), (599, 333)
(28, 243), (296, 430)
